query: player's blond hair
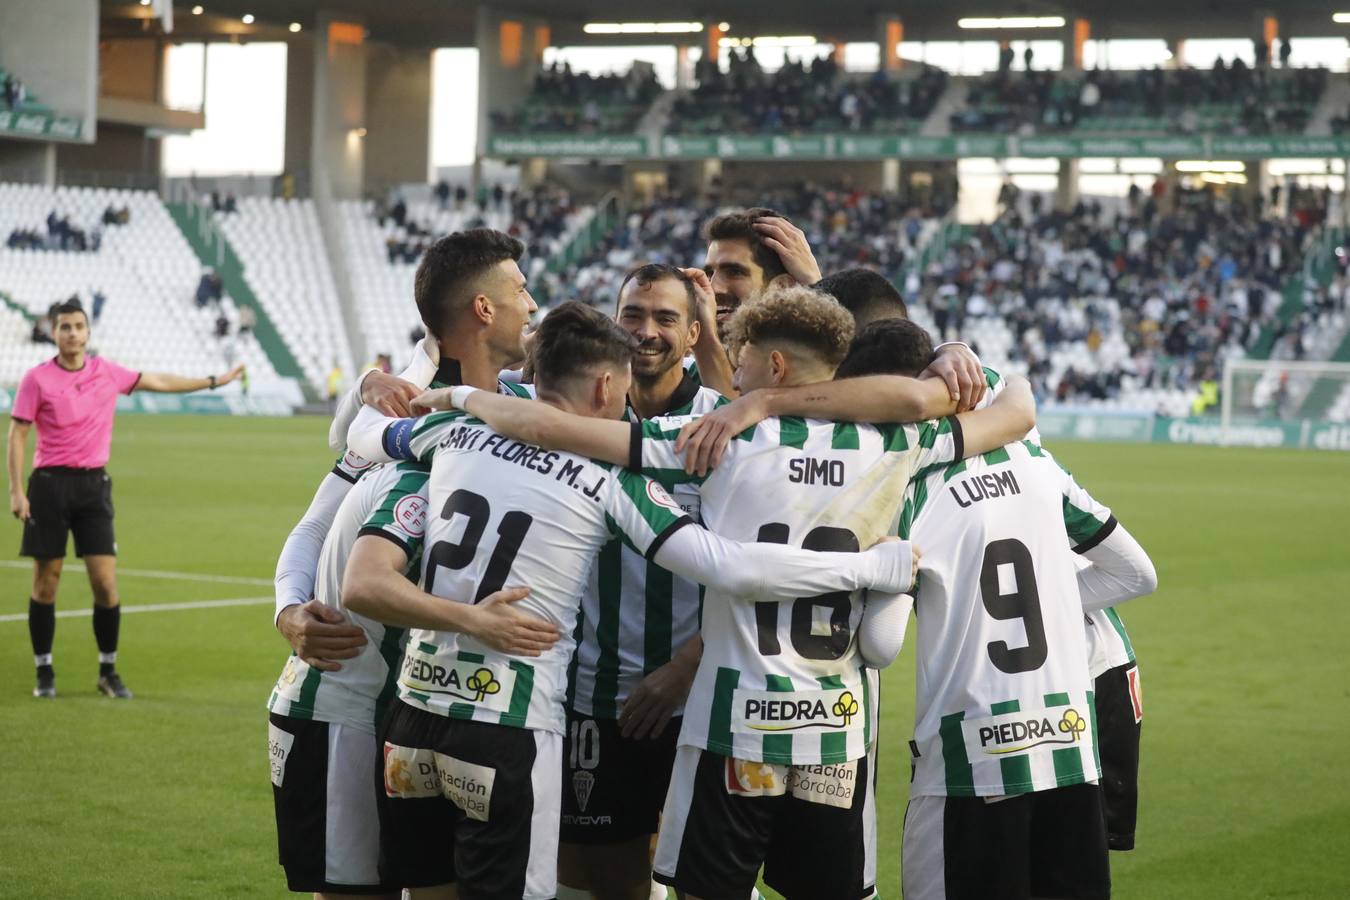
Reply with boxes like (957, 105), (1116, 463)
(726, 283), (856, 370)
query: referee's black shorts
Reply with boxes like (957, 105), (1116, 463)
(20, 466), (117, 560)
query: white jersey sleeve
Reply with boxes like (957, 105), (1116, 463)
(272, 450), (374, 624)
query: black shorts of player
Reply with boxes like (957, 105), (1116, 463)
(658, 749), (874, 900)
(377, 700), (554, 898)
(932, 783), (1110, 900)
(560, 711), (680, 845)
(269, 713), (390, 895)
(20, 466), (117, 559)
(1095, 662), (1142, 850)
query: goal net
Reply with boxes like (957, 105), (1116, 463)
(1221, 359), (1350, 445)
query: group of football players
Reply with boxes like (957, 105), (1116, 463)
(265, 206), (1157, 900)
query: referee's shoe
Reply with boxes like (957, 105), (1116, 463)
(97, 672), (133, 699)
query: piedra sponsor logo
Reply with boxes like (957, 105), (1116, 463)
(734, 687), (860, 734)
(975, 708), (1087, 756)
(402, 656), (510, 708)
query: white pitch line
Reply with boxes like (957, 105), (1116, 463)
(0, 560), (270, 586)
(0, 596), (271, 623)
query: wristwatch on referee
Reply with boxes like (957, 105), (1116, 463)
(209, 374), (218, 390)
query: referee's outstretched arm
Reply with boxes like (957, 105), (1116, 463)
(136, 363), (245, 393)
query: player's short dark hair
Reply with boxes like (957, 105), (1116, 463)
(703, 207), (789, 282)
(727, 283), (854, 370)
(50, 297), (88, 327)
(835, 318), (935, 380)
(814, 268), (908, 327)
(533, 301), (639, 390)
(414, 228), (524, 339)
(617, 263), (697, 323)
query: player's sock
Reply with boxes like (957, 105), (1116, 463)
(29, 598), (55, 671)
(93, 604), (120, 676)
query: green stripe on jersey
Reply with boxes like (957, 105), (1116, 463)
(457, 650), (485, 664)
(1022, 440), (1046, 457)
(982, 446), (1010, 466)
(860, 667), (872, 750)
(411, 410), (466, 439)
(983, 367), (1002, 390)
(763, 675), (795, 763)
(417, 640), (438, 655)
(943, 459), (967, 482)
(501, 660), (534, 728)
(919, 419), (949, 449)
(291, 664), (323, 720)
(1063, 498), (1107, 545)
(831, 423), (860, 450)
(374, 626), (406, 727)
(1044, 692), (1086, 786)
(644, 560), (674, 673)
(1105, 608), (1136, 660)
(364, 468), (430, 530)
(778, 417), (808, 449)
(1087, 690), (1101, 776)
(876, 423), (909, 452)
(503, 382), (532, 398)
(709, 666), (740, 752)
(591, 540), (623, 718)
(817, 674), (849, 763)
(939, 712), (975, 796)
(991, 699), (1034, 793)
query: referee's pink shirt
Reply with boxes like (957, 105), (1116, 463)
(11, 356), (141, 469)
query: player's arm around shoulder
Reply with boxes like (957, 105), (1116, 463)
(951, 374), (1036, 458)
(414, 385), (632, 466)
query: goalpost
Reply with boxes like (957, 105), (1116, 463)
(1221, 358), (1350, 445)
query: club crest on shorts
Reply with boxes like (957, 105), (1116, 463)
(572, 769), (596, 811)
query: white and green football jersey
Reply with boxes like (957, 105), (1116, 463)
(268, 461), (430, 733)
(394, 410), (691, 736)
(981, 369), (1134, 679)
(568, 378), (725, 719)
(639, 414), (964, 766)
(901, 440), (1101, 798)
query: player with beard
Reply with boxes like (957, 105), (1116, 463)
(556, 265), (726, 900)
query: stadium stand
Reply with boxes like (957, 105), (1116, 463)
(212, 197), (355, 395)
(490, 61), (661, 134)
(670, 54), (947, 135)
(339, 186), (596, 369)
(0, 182), (279, 393)
(954, 65), (1329, 136)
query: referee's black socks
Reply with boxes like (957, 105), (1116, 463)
(93, 605), (120, 676)
(28, 598), (55, 674)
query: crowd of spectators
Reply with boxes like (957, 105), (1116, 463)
(6, 204), (130, 252)
(673, 50), (947, 134)
(376, 184), (580, 271)
(28, 290), (107, 343)
(956, 62), (1328, 136)
(491, 61), (661, 133)
(912, 183), (1334, 405)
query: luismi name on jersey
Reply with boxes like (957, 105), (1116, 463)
(434, 423), (607, 501)
(949, 469), (1021, 509)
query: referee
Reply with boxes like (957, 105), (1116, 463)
(6, 298), (244, 699)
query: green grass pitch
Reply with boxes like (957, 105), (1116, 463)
(1, 415), (1347, 898)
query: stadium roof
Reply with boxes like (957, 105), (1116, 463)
(101, 1), (1350, 48)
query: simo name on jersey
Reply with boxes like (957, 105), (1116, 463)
(437, 424), (606, 501)
(788, 456), (846, 487)
(950, 469), (1021, 508)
